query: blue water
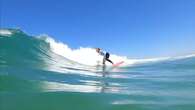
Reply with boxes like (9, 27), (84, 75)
(0, 29), (195, 110)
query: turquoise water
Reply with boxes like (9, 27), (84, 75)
(0, 29), (195, 110)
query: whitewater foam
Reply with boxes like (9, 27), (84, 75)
(42, 36), (132, 66)
(37, 35), (195, 67)
(0, 29), (12, 36)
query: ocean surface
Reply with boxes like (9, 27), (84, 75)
(0, 29), (195, 110)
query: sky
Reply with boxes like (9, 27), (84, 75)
(1, 0), (195, 58)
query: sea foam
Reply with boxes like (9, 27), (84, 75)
(39, 35), (195, 66)
(0, 29), (12, 36)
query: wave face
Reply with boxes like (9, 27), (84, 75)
(0, 28), (195, 110)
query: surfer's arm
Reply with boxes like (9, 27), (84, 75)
(99, 51), (105, 56)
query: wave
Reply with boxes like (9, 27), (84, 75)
(1, 29), (195, 110)
(0, 28), (195, 71)
(38, 34), (195, 67)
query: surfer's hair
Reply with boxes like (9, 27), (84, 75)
(96, 48), (100, 50)
(95, 48), (101, 53)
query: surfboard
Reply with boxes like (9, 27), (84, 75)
(112, 61), (124, 67)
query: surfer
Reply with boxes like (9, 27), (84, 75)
(96, 48), (114, 65)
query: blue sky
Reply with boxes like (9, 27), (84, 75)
(1, 0), (195, 58)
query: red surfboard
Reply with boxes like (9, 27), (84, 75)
(112, 61), (124, 67)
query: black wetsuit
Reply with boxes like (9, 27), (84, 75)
(99, 51), (113, 64)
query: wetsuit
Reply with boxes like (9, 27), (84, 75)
(99, 51), (113, 65)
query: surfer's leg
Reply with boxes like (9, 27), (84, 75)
(105, 53), (113, 64)
(103, 57), (106, 65)
(106, 59), (113, 64)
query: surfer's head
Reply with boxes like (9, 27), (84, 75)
(95, 48), (101, 53)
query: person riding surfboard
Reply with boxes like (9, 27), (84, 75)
(95, 48), (114, 65)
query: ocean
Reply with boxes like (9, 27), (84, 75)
(0, 29), (195, 110)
